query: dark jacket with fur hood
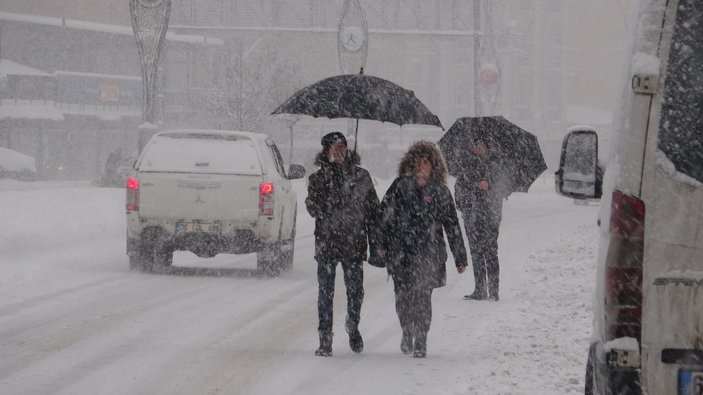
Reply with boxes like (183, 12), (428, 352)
(306, 150), (380, 263)
(379, 141), (468, 288)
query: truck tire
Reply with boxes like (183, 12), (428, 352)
(257, 211), (296, 276)
(136, 228), (172, 272)
(281, 212), (297, 270)
(257, 243), (283, 276)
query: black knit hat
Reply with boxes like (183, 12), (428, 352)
(320, 131), (347, 151)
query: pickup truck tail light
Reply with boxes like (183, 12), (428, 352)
(604, 190), (645, 343)
(126, 177), (139, 212)
(259, 182), (274, 216)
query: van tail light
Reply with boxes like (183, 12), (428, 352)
(259, 182), (274, 216)
(604, 190), (645, 343)
(126, 177), (139, 212)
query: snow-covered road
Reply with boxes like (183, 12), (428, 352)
(0, 177), (598, 394)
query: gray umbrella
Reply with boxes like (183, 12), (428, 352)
(272, 71), (442, 149)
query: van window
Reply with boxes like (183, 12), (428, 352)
(139, 133), (263, 175)
(658, 0), (703, 183)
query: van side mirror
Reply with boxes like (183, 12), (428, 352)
(555, 129), (603, 199)
(288, 164), (306, 180)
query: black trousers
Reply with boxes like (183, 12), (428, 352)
(317, 260), (364, 335)
(462, 197), (502, 298)
(392, 273), (434, 342)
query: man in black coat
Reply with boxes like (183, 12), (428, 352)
(454, 138), (508, 301)
(305, 131), (380, 357)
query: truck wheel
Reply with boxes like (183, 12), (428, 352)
(281, 212), (297, 270)
(257, 243), (284, 276)
(257, 211), (296, 276)
(136, 228), (171, 272)
(153, 247), (173, 269)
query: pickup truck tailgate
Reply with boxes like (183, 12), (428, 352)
(137, 172), (262, 224)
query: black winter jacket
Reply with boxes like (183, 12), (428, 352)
(305, 155), (380, 263)
(379, 176), (468, 288)
(454, 146), (510, 213)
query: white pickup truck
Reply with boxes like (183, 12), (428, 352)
(125, 130), (305, 275)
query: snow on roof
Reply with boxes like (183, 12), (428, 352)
(0, 59), (142, 81)
(60, 104), (140, 121)
(55, 70), (141, 81)
(0, 100), (141, 122)
(0, 100), (65, 121)
(0, 59), (52, 78)
(0, 11), (224, 45)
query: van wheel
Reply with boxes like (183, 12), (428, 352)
(585, 344), (597, 395)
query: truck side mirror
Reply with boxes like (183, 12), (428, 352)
(288, 164), (306, 180)
(555, 129), (603, 199)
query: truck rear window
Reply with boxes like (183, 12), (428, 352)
(138, 133), (263, 175)
(658, 0), (703, 183)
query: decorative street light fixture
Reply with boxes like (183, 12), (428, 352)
(473, 0), (501, 116)
(129, 0), (171, 153)
(338, 0), (368, 75)
(338, 0), (369, 145)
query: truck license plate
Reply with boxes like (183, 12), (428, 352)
(679, 369), (703, 395)
(176, 221), (222, 234)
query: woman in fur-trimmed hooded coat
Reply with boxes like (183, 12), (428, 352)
(378, 140), (468, 358)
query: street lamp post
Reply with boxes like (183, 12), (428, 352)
(129, 0), (171, 154)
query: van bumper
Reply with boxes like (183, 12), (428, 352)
(590, 343), (643, 394)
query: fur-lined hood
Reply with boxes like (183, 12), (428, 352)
(397, 140), (448, 184)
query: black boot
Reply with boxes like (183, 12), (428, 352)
(488, 281), (499, 301)
(315, 332), (333, 357)
(400, 328), (413, 354)
(348, 328), (363, 353)
(463, 291), (487, 300)
(413, 332), (427, 358)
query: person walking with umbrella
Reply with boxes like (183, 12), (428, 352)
(305, 131), (381, 357)
(455, 137), (509, 302)
(377, 141), (468, 358)
(439, 116), (549, 303)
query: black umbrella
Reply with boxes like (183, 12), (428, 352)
(438, 116), (547, 194)
(272, 70), (443, 150)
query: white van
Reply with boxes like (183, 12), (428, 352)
(555, 1), (702, 394)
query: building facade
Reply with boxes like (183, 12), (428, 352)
(0, 0), (634, 179)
